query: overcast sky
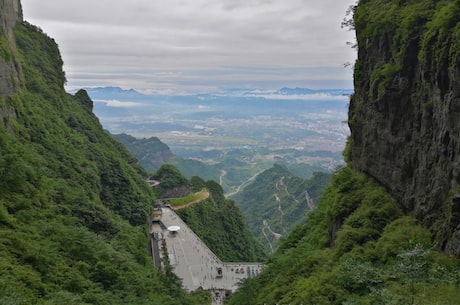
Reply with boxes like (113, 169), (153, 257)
(21, 0), (356, 94)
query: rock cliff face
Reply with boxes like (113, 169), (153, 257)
(0, 0), (22, 96)
(350, 0), (460, 257)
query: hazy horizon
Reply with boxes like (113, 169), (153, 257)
(21, 0), (357, 94)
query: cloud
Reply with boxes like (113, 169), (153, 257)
(95, 99), (144, 108)
(21, 0), (357, 92)
(246, 92), (350, 101)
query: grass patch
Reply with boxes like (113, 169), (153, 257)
(168, 189), (209, 207)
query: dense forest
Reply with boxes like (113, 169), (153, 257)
(0, 20), (210, 304)
(2, 0), (460, 304)
(0, 14), (266, 304)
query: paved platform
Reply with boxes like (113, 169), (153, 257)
(149, 206), (263, 293)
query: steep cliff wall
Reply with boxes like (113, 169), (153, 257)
(0, 2), (209, 302)
(0, 0), (22, 96)
(350, 0), (460, 256)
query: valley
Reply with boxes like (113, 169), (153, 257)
(88, 87), (351, 160)
(232, 164), (331, 252)
(2, 1), (459, 304)
(92, 87), (350, 194)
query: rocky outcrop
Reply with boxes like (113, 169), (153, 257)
(350, 1), (460, 257)
(0, 0), (22, 96)
(73, 89), (94, 111)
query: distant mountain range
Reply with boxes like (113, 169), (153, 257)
(75, 86), (353, 102)
(80, 85), (352, 158)
(70, 86), (147, 101)
(112, 133), (337, 197)
(103, 84), (349, 196)
(276, 87), (352, 96)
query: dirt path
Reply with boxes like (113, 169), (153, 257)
(219, 170), (226, 186)
(262, 220), (279, 253)
(305, 190), (315, 210)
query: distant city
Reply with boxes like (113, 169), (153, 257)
(85, 86), (352, 178)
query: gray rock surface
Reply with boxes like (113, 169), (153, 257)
(350, 2), (460, 257)
(0, 0), (22, 97)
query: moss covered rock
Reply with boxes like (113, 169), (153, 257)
(350, 0), (460, 257)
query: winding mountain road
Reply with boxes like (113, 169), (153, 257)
(225, 170), (266, 198)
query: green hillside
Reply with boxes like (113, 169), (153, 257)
(147, 164), (266, 261)
(175, 177), (267, 262)
(0, 20), (209, 304)
(110, 133), (276, 195)
(228, 166), (460, 304)
(4, 0), (459, 304)
(227, 0), (460, 303)
(112, 133), (173, 172)
(112, 133), (221, 182)
(232, 164), (331, 252)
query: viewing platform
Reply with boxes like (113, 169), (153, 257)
(149, 205), (264, 294)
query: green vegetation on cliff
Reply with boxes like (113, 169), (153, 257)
(0, 21), (208, 304)
(112, 133), (174, 173)
(350, 0), (460, 254)
(228, 166), (460, 304)
(173, 177), (267, 262)
(152, 163), (190, 198)
(3, 1), (459, 304)
(112, 133), (222, 182)
(232, 164), (331, 252)
(228, 0), (460, 303)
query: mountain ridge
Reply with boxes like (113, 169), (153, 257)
(232, 164), (332, 252)
(0, 3), (213, 303)
(80, 85), (353, 101)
